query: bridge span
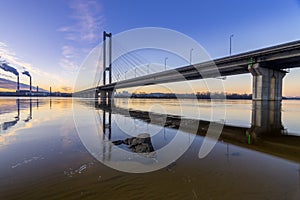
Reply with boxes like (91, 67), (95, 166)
(74, 39), (300, 101)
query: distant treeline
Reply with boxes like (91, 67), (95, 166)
(115, 92), (300, 100)
(116, 92), (252, 99)
(282, 97), (300, 100)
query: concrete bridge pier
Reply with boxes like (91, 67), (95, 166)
(100, 90), (106, 104)
(98, 89), (113, 106)
(248, 63), (286, 101)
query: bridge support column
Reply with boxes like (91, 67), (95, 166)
(100, 90), (107, 105)
(99, 90), (113, 106)
(107, 90), (113, 106)
(248, 64), (286, 101)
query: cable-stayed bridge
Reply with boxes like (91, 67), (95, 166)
(73, 32), (300, 102)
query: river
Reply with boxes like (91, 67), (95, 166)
(0, 97), (299, 199)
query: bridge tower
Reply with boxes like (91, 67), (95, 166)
(97, 31), (113, 105)
(102, 31), (112, 85)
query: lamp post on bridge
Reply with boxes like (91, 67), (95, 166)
(147, 64), (150, 74)
(190, 48), (194, 64)
(230, 34), (234, 56)
(125, 70), (128, 80)
(164, 57), (168, 71)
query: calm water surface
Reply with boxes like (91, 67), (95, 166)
(0, 97), (300, 199)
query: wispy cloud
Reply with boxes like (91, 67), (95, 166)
(57, 0), (105, 85)
(0, 42), (32, 72)
(58, 0), (104, 43)
(60, 86), (73, 93)
(62, 45), (77, 58)
(59, 58), (79, 72)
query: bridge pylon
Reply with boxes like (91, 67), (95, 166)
(97, 31), (114, 106)
(103, 31), (112, 85)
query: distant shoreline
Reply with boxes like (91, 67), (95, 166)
(115, 93), (300, 100)
(0, 91), (72, 97)
(1, 92), (299, 100)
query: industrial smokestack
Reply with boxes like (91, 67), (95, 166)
(50, 86), (52, 96)
(37, 86), (39, 92)
(30, 76), (32, 93)
(17, 75), (19, 92)
(22, 71), (31, 93)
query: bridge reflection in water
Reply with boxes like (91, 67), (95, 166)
(0, 97), (299, 199)
(248, 101), (284, 141)
(93, 99), (300, 164)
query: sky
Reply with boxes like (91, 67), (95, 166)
(0, 0), (300, 96)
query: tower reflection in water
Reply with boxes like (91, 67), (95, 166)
(0, 98), (38, 132)
(94, 103), (156, 163)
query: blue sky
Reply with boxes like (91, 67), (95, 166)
(0, 0), (300, 95)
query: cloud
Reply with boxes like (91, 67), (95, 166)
(59, 58), (79, 72)
(0, 42), (7, 48)
(57, 0), (105, 85)
(0, 42), (39, 83)
(60, 86), (73, 92)
(58, 0), (104, 43)
(0, 77), (16, 90)
(62, 45), (77, 58)
(0, 42), (32, 71)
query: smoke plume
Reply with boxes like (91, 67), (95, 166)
(22, 70), (31, 77)
(0, 62), (19, 76)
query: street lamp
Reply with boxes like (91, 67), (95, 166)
(230, 34), (234, 56)
(125, 70), (128, 80)
(147, 64), (150, 74)
(190, 48), (194, 64)
(164, 57), (168, 71)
